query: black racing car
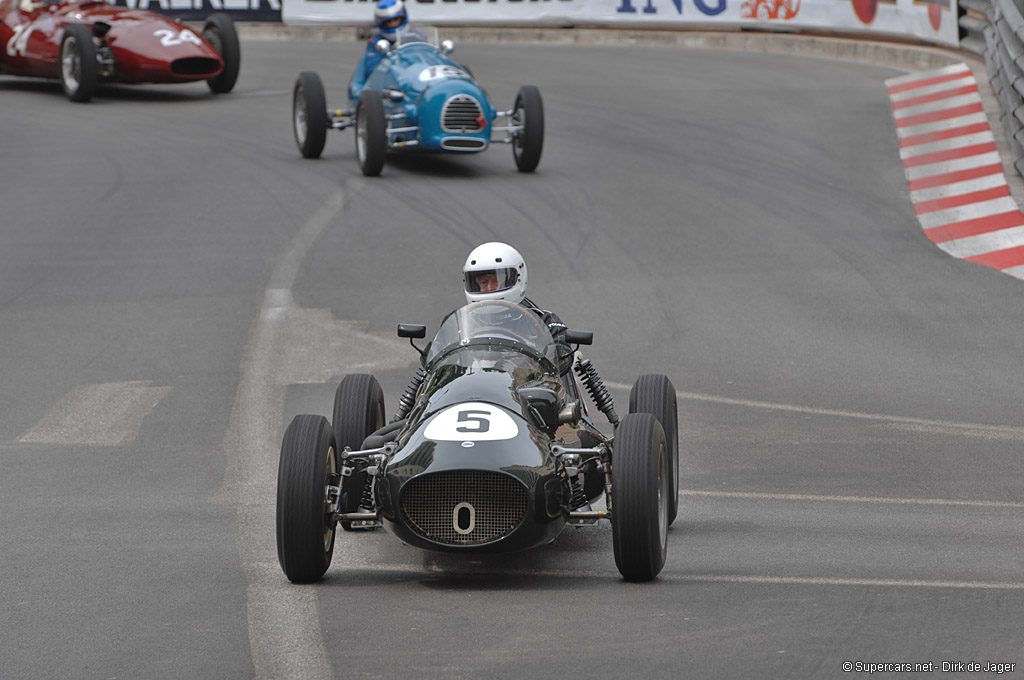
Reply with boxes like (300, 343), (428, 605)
(276, 300), (679, 582)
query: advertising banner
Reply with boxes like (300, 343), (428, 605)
(282, 0), (958, 47)
(110, 0), (282, 21)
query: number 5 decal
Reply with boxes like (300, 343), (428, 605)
(456, 410), (490, 433)
(153, 29), (202, 47)
(424, 402), (518, 442)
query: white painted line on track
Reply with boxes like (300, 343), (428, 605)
(903, 151), (1002, 180)
(885, 63), (969, 87)
(680, 489), (1024, 509)
(934, 224), (1024, 258)
(666, 574), (1024, 590)
(909, 173), (1006, 202)
(898, 131), (995, 158)
(892, 93), (981, 117)
(18, 381), (171, 446)
(888, 75), (976, 101)
(606, 382), (1024, 440)
(306, 562), (1024, 591)
(896, 112), (989, 137)
(917, 196), (1017, 230)
(218, 185), (358, 680)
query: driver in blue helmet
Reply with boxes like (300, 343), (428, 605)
(347, 0), (409, 102)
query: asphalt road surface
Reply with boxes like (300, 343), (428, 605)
(1, 36), (1022, 680)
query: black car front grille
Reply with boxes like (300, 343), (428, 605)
(400, 470), (528, 546)
(442, 95), (484, 132)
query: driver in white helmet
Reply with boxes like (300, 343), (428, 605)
(461, 242), (570, 361)
(372, 242), (587, 441)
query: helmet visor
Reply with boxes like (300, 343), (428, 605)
(465, 268), (519, 294)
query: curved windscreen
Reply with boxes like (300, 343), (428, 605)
(425, 301), (559, 369)
(394, 24), (439, 48)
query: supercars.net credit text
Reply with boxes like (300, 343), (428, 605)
(843, 662), (1016, 674)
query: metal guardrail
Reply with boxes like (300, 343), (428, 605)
(961, 0), (1024, 175)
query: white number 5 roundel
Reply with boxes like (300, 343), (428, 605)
(423, 402), (518, 442)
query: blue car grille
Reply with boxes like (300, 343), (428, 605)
(442, 95), (484, 133)
(400, 470), (528, 546)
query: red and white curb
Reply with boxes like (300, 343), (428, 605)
(886, 63), (1024, 279)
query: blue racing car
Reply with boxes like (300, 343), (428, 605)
(291, 25), (544, 177)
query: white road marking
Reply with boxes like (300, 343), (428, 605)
(917, 196), (1018, 230)
(903, 151), (1001, 180)
(909, 173), (1006, 202)
(896, 112), (989, 137)
(606, 381), (1024, 440)
(892, 93), (981, 117)
(934, 223), (1024, 258)
(885, 63), (969, 87)
(888, 75), (975, 101)
(665, 574), (1024, 590)
(18, 381), (171, 446)
(218, 186), (355, 680)
(898, 131), (994, 158)
(680, 489), (1024, 509)
(297, 562), (1024, 591)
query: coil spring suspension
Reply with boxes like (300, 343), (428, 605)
(358, 473), (374, 510)
(392, 367), (426, 422)
(575, 357), (619, 424)
(569, 473), (588, 510)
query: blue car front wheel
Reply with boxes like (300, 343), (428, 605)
(512, 85), (544, 172)
(356, 90), (387, 177)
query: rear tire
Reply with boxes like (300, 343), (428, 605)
(203, 13), (240, 94)
(333, 374), (385, 531)
(629, 374), (679, 525)
(59, 24), (98, 103)
(293, 71), (328, 159)
(512, 85), (543, 172)
(356, 89), (387, 177)
(612, 413), (669, 582)
(276, 414), (338, 583)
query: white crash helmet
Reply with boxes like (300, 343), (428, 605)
(463, 242), (528, 305)
(374, 0), (408, 39)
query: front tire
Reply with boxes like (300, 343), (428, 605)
(203, 13), (240, 94)
(333, 374), (385, 531)
(276, 415), (338, 583)
(293, 71), (328, 159)
(59, 24), (98, 103)
(355, 89), (387, 177)
(629, 374), (679, 525)
(511, 85), (544, 172)
(612, 413), (669, 582)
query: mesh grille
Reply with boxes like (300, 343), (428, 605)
(442, 95), (484, 132)
(400, 470), (528, 545)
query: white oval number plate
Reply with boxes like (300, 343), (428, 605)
(418, 65), (466, 82)
(423, 402), (518, 442)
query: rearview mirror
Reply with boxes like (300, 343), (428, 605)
(441, 39), (454, 55)
(397, 324), (426, 339)
(375, 38), (391, 53)
(565, 329), (593, 346)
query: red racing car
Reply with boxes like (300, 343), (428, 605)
(0, 0), (239, 102)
